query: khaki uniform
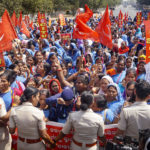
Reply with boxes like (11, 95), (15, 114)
(118, 101), (150, 140)
(9, 102), (46, 150)
(62, 108), (104, 150)
(0, 98), (12, 150)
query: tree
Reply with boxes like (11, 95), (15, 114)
(137, 0), (150, 5)
(66, 0), (79, 15)
(0, 0), (22, 16)
(0, 0), (122, 17)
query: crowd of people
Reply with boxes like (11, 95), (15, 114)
(0, 7), (150, 150)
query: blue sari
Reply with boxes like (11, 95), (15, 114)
(112, 70), (126, 84)
(107, 83), (124, 116)
(136, 73), (146, 81)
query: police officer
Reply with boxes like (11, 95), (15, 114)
(54, 91), (106, 150)
(116, 80), (150, 141)
(0, 97), (12, 150)
(9, 87), (54, 150)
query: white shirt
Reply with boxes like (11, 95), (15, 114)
(62, 108), (104, 144)
(0, 98), (7, 141)
(118, 101), (150, 140)
(0, 98), (6, 117)
(9, 102), (46, 139)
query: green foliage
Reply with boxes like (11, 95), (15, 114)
(0, 0), (121, 16)
(0, 0), (23, 16)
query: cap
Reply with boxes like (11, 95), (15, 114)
(61, 87), (74, 101)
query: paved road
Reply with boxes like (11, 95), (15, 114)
(113, 4), (138, 19)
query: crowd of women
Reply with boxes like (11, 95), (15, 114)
(0, 10), (150, 150)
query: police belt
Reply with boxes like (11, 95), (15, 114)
(72, 138), (97, 147)
(19, 136), (42, 144)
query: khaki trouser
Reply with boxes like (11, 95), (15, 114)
(17, 139), (46, 150)
(0, 127), (12, 150)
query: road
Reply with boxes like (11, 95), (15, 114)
(113, 4), (138, 19)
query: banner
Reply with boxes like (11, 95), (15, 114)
(12, 121), (118, 150)
(39, 14), (48, 39)
(147, 12), (150, 20)
(136, 12), (142, 26)
(59, 14), (66, 26)
(61, 33), (71, 44)
(48, 18), (51, 27)
(144, 21), (150, 63)
(145, 62), (150, 83)
(95, 13), (99, 19)
(0, 52), (5, 67)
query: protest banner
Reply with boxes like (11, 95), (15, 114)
(59, 14), (66, 26)
(145, 62), (150, 83)
(12, 121), (118, 150)
(48, 18), (51, 27)
(39, 14), (48, 39)
(136, 12), (142, 26)
(144, 20), (150, 63)
(61, 33), (71, 44)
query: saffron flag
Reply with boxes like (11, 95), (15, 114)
(18, 11), (22, 27)
(124, 12), (128, 23)
(73, 17), (99, 41)
(95, 5), (112, 49)
(0, 10), (17, 52)
(118, 10), (123, 27)
(29, 21), (34, 30)
(76, 4), (93, 24)
(20, 21), (30, 38)
(144, 21), (150, 63)
(11, 11), (18, 27)
(24, 15), (30, 26)
(110, 10), (113, 17)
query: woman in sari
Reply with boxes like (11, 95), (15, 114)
(49, 78), (62, 96)
(136, 61), (146, 81)
(105, 83), (124, 117)
(107, 59), (126, 84)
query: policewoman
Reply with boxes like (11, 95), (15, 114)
(9, 87), (54, 150)
(54, 91), (106, 150)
